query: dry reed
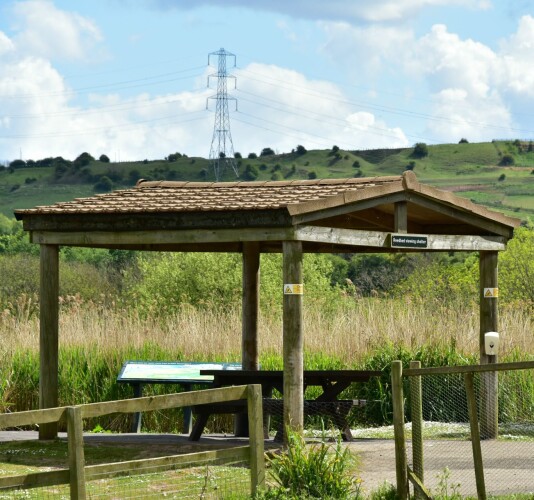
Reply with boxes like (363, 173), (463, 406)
(1, 298), (531, 364)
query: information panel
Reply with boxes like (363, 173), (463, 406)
(117, 361), (241, 383)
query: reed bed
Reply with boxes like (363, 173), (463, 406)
(1, 298), (531, 363)
(0, 298), (531, 431)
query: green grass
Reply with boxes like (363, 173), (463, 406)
(0, 440), (252, 498)
(2, 141), (533, 220)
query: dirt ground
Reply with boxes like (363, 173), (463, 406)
(1, 431), (533, 497)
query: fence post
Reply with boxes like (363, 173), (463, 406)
(247, 384), (265, 495)
(67, 406), (86, 500)
(392, 360), (408, 499)
(464, 372), (487, 500)
(410, 360), (424, 492)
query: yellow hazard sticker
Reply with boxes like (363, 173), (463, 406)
(284, 284), (304, 295)
(484, 288), (499, 298)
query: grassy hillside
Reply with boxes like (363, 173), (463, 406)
(1, 140), (533, 221)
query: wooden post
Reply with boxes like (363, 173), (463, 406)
(392, 360), (408, 499)
(464, 372), (487, 500)
(247, 384), (265, 496)
(236, 242), (261, 437)
(39, 244), (59, 440)
(394, 201), (408, 233)
(410, 360), (424, 491)
(67, 406), (86, 500)
(242, 241), (260, 370)
(479, 251), (498, 439)
(282, 241), (303, 439)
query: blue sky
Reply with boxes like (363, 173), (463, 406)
(1, 0), (534, 162)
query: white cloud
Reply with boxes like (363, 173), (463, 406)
(319, 22), (415, 76)
(410, 24), (497, 97)
(319, 14), (534, 143)
(0, 32), (15, 56)
(10, 0), (104, 61)
(146, 0), (487, 22)
(232, 63), (408, 153)
(425, 88), (513, 142)
(499, 15), (534, 98)
(0, 55), (409, 161)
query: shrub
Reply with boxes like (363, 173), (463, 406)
(352, 160), (360, 169)
(412, 142), (428, 158)
(124, 252), (340, 316)
(93, 176), (113, 192)
(296, 144), (307, 155)
(499, 154), (514, 166)
(234, 152), (242, 159)
(260, 147), (275, 156)
(0, 254), (114, 312)
(248, 152), (258, 159)
(259, 426), (360, 499)
(167, 152), (182, 162)
(99, 154), (110, 163)
(73, 152), (94, 169)
(348, 254), (416, 297)
(243, 165), (259, 181)
(308, 171), (317, 179)
(459, 138), (469, 144)
(499, 226), (534, 307)
(9, 159), (26, 169)
(498, 173), (506, 181)
(393, 253), (479, 306)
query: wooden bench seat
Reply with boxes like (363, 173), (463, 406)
(190, 398), (366, 441)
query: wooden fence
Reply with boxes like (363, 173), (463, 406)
(0, 384), (266, 499)
(392, 360), (534, 499)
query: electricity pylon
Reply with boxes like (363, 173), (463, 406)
(207, 48), (239, 181)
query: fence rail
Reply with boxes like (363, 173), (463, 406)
(393, 360), (534, 499)
(0, 384), (265, 499)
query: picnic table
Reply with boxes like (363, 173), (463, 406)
(117, 361), (241, 433)
(190, 369), (382, 441)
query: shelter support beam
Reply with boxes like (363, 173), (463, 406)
(237, 242), (261, 436)
(242, 242), (260, 370)
(39, 244), (59, 440)
(479, 251), (498, 439)
(394, 201), (408, 233)
(282, 241), (304, 439)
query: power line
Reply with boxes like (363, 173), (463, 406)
(235, 67), (534, 136)
(0, 65), (205, 100)
(235, 89), (432, 142)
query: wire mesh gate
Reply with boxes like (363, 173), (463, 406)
(392, 360), (534, 499)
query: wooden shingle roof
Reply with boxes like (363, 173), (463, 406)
(15, 176), (401, 215)
(15, 172), (520, 252)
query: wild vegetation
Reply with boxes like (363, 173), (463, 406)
(1, 138), (533, 435)
(0, 212), (532, 432)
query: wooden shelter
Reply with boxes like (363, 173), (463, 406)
(14, 171), (521, 439)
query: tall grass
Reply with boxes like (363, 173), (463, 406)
(3, 298), (530, 361)
(0, 297), (532, 432)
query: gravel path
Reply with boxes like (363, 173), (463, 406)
(2, 431), (533, 497)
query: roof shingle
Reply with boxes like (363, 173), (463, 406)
(16, 176), (401, 215)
